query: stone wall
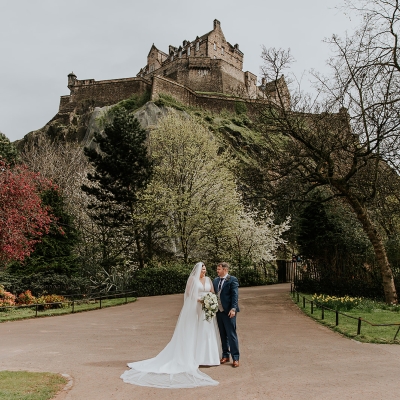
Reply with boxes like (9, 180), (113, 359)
(151, 75), (260, 115)
(151, 75), (198, 107)
(60, 77), (152, 112)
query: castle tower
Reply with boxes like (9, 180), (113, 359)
(67, 72), (77, 90)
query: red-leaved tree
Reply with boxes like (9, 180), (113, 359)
(0, 161), (54, 264)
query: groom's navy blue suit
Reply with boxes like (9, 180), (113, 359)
(213, 275), (240, 361)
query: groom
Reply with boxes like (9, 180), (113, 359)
(213, 262), (240, 368)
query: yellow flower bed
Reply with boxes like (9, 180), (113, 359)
(311, 293), (362, 311)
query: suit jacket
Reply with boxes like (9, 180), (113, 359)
(213, 275), (240, 313)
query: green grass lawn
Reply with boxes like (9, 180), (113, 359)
(0, 297), (136, 323)
(0, 371), (67, 400)
(293, 292), (400, 343)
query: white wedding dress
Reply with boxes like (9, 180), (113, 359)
(195, 277), (221, 366)
(120, 262), (220, 388)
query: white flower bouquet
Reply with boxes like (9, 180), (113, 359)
(201, 292), (219, 321)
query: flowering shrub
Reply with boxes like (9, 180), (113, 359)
(0, 284), (16, 306)
(312, 293), (362, 311)
(36, 294), (68, 310)
(16, 290), (36, 305)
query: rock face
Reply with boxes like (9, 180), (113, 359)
(15, 101), (173, 150)
(83, 102), (172, 148)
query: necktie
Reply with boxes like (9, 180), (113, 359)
(218, 278), (224, 292)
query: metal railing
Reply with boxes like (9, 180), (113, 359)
(0, 290), (137, 318)
(290, 284), (400, 341)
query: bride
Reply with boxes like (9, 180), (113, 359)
(120, 262), (221, 388)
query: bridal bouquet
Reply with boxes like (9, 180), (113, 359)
(201, 293), (219, 321)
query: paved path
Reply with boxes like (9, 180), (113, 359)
(1, 284), (400, 399)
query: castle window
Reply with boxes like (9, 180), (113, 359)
(149, 64), (155, 73)
(187, 47), (190, 56)
(196, 41), (199, 51)
(214, 42), (217, 51)
(179, 50), (182, 58)
(221, 46), (224, 55)
(214, 55), (216, 59)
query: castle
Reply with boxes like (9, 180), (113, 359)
(56, 20), (289, 124)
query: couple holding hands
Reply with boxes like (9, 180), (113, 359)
(121, 261), (240, 388)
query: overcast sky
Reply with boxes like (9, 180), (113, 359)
(0, 0), (359, 142)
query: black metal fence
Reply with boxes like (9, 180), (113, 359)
(277, 260), (312, 283)
(0, 290), (136, 318)
(291, 285), (400, 340)
(278, 258), (394, 299)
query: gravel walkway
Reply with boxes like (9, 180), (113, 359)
(1, 283), (400, 399)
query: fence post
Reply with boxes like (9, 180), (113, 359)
(35, 301), (38, 317)
(357, 318), (362, 335)
(302, 296), (305, 308)
(336, 310), (339, 326)
(125, 292), (128, 304)
(311, 301), (314, 314)
(321, 306), (324, 320)
(72, 298), (75, 313)
(99, 295), (102, 309)
(296, 292), (299, 303)
(394, 326), (400, 341)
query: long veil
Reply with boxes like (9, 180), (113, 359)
(120, 262), (219, 388)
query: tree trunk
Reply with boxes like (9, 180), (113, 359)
(342, 190), (398, 304)
(134, 229), (144, 269)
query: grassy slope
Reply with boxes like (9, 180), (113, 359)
(154, 94), (268, 200)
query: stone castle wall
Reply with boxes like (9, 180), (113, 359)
(59, 77), (152, 113)
(151, 75), (257, 115)
(55, 71), (268, 125)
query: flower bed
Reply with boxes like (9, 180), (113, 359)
(0, 285), (16, 306)
(312, 293), (362, 311)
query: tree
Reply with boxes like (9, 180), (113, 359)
(0, 132), (18, 164)
(230, 209), (290, 267)
(258, 1), (400, 303)
(0, 162), (54, 265)
(8, 187), (79, 276)
(143, 113), (241, 263)
(82, 108), (152, 270)
(143, 112), (290, 265)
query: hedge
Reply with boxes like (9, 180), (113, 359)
(132, 264), (274, 297)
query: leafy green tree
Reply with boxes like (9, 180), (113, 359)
(298, 196), (373, 265)
(143, 113), (241, 263)
(82, 108), (152, 269)
(0, 132), (18, 164)
(142, 113), (289, 265)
